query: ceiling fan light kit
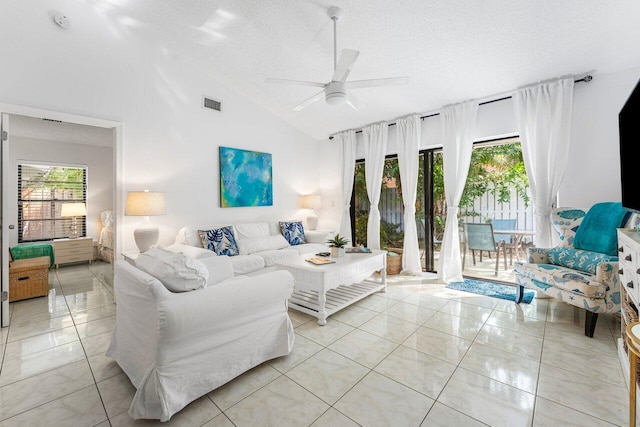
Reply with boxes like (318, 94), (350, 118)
(325, 81), (347, 105)
(265, 6), (409, 111)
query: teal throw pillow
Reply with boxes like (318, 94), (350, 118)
(198, 226), (239, 256)
(572, 202), (630, 256)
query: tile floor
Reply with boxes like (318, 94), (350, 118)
(0, 262), (629, 426)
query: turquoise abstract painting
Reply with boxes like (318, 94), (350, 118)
(219, 147), (273, 207)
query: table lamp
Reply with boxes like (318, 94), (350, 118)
(125, 190), (166, 253)
(61, 202), (87, 239)
(301, 194), (321, 230)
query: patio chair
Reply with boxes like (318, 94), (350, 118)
(492, 218), (517, 243)
(492, 218), (517, 264)
(463, 222), (507, 276)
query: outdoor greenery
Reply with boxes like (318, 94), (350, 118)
(19, 164), (86, 242)
(432, 142), (530, 238)
(21, 165), (85, 199)
(353, 163), (407, 248)
(354, 142), (529, 247)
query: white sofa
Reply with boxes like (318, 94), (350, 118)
(106, 255), (295, 421)
(166, 222), (331, 276)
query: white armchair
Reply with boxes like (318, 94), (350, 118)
(106, 259), (295, 421)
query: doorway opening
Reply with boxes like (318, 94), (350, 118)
(1, 109), (121, 328)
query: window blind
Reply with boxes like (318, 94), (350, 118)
(18, 163), (87, 242)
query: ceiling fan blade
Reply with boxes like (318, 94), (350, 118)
(347, 76), (409, 89)
(265, 78), (326, 88)
(292, 90), (325, 111)
(331, 49), (359, 82)
(345, 92), (360, 110)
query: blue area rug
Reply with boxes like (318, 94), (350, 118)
(446, 278), (535, 304)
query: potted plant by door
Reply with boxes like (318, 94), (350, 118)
(326, 234), (349, 258)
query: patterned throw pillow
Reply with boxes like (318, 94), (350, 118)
(279, 221), (306, 246)
(198, 226), (239, 256)
(547, 247), (618, 275)
(550, 208), (586, 248)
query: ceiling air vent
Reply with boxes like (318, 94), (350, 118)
(202, 96), (222, 112)
(42, 118), (63, 123)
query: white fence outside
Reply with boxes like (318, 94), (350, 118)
(377, 186), (535, 243)
(462, 188), (534, 230)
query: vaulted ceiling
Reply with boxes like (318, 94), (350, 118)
(11, 1), (640, 140)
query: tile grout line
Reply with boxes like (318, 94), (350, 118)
(0, 266), (111, 424)
(58, 265), (112, 425)
(416, 303), (496, 426)
(0, 383), (105, 425)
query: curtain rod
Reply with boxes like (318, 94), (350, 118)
(328, 74), (593, 140)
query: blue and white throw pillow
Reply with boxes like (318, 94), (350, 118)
(198, 226), (239, 256)
(551, 208), (586, 248)
(279, 221), (306, 246)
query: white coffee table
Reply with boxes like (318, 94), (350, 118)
(274, 250), (387, 325)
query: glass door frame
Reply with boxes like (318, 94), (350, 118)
(348, 148), (440, 273)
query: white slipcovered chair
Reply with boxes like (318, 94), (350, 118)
(106, 255), (295, 421)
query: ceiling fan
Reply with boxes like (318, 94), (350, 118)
(265, 6), (409, 111)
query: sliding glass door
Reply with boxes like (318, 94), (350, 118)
(351, 137), (531, 279)
(351, 153), (433, 271)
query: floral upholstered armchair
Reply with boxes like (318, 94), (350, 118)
(513, 203), (637, 337)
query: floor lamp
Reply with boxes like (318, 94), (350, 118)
(61, 202), (87, 239)
(125, 190), (166, 253)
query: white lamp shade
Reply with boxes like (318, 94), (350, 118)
(61, 203), (87, 217)
(125, 191), (166, 216)
(300, 194), (321, 210)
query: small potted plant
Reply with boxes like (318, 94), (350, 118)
(326, 234), (349, 258)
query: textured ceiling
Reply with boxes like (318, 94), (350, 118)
(17, 1), (640, 140)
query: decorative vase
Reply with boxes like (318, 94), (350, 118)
(331, 247), (345, 258)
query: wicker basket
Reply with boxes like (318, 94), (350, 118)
(623, 295), (639, 350)
(9, 256), (50, 302)
(386, 248), (403, 275)
(620, 286), (640, 385)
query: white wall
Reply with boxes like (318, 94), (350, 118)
(8, 136), (114, 246)
(562, 67), (640, 208)
(0, 2), (320, 252)
(317, 67), (640, 231)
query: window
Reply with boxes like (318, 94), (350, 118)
(18, 163), (87, 242)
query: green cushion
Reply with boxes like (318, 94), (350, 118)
(10, 243), (54, 267)
(573, 202), (629, 256)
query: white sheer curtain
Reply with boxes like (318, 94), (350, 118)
(514, 79), (574, 248)
(336, 130), (357, 244)
(437, 101), (479, 283)
(396, 115), (422, 273)
(362, 123), (388, 250)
